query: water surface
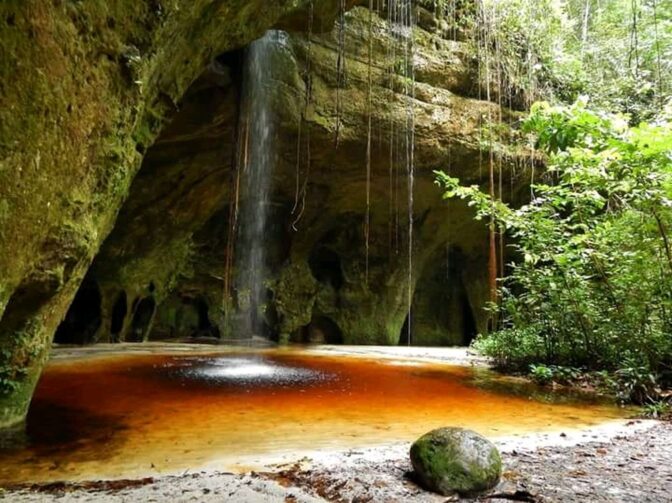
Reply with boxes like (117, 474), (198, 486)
(0, 349), (624, 483)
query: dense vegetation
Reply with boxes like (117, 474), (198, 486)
(466, 0), (671, 116)
(437, 0), (672, 404)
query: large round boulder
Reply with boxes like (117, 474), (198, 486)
(410, 427), (502, 496)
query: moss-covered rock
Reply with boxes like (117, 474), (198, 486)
(75, 4), (531, 350)
(0, 0), (348, 429)
(410, 427), (502, 496)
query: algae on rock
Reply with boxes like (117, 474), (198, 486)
(87, 5), (528, 350)
(0, 0), (346, 429)
(0, 1), (534, 430)
(410, 427), (502, 496)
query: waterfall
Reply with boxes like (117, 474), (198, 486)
(235, 30), (280, 337)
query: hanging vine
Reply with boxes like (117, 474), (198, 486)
(629, 0), (640, 78)
(222, 72), (249, 315)
(335, 0), (347, 148)
(291, 0), (314, 230)
(364, 0), (374, 284)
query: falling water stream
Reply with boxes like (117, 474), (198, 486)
(235, 31), (280, 337)
(404, 0), (416, 348)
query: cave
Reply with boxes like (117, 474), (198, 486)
(110, 291), (128, 342)
(398, 312), (412, 346)
(187, 297), (220, 339)
(195, 298), (213, 332)
(397, 246), (484, 347)
(300, 316), (343, 344)
(308, 246), (344, 290)
(149, 295), (223, 340)
(54, 278), (102, 345)
(459, 291), (478, 346)
(128, 297), (156, 342)
(2, 0), (668, 497)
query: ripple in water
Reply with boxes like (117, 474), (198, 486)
(166, 356), (334, 387)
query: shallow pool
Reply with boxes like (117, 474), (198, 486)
(0, 349), (625, 483)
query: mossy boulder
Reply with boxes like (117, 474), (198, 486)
(410, 427), (502, 496)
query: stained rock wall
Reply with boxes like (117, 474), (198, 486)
(80, 5), (531, 349)
(0, 0), (352, 429)
(0, 1), (533, 429)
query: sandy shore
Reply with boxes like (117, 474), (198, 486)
(3, 419), (670, 502)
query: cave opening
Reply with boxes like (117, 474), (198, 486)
(110, 291), (127, 342)
(398, 312), (412, 346)
(300, 316), (343, 344)
(399, 290), (480, 346)
(128, 297), (156, 342)
(196, 298), (211, 331)
(461, 293), (478, 345)
(189, 297), (220, 339)
(54, 278), (102, 345)
(308, 246), (344, 290)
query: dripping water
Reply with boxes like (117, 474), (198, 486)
(235, 30), (282, 337)
(405, 0), (415, 348)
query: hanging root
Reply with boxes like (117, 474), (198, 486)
(223, 106), (249, 311)
(364, 0), (374, 284)
(335, 0), (347, 148)
(291, 0), (314, 231)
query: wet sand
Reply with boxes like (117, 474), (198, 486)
(3, 420), (669, 502)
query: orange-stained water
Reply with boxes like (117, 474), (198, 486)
(0, 350), (625, 484)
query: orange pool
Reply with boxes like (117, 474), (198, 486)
(0, 349), (625, 484)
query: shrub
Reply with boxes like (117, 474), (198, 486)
(437, 100), (672, 402)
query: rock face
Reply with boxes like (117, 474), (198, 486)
(77, 5), (529, 348)
(0, 2), (533, 429)
(410, 427), (502, 496)
(0, 0), (352, 429)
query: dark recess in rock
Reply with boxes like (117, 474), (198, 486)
(129, 298), (156, 342)
(309, 247), (344, 290)
(54, 278), (102, 345)
(110, 292), (128, 342)
(301, 316), (344, 344)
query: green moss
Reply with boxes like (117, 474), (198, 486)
(0, 319), (51, 428)
(0, 0), (343, 429)
(0, 366), (40, 429)
(272, 262), (319, 339)
(410, 428), (502, 496)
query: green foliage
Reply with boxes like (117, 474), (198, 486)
(467, 0), (671, 118)
(473, 0), (581, 106)
(563, 0), (672, 122)
(529, 363), (583, 386)
(612, 359), (660, 403)
(436, 100), (672, 403)
(641, 400), (671, 418)
(529, 364), (554, 385)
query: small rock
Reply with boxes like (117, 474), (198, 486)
(410, 427), (502, 496)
